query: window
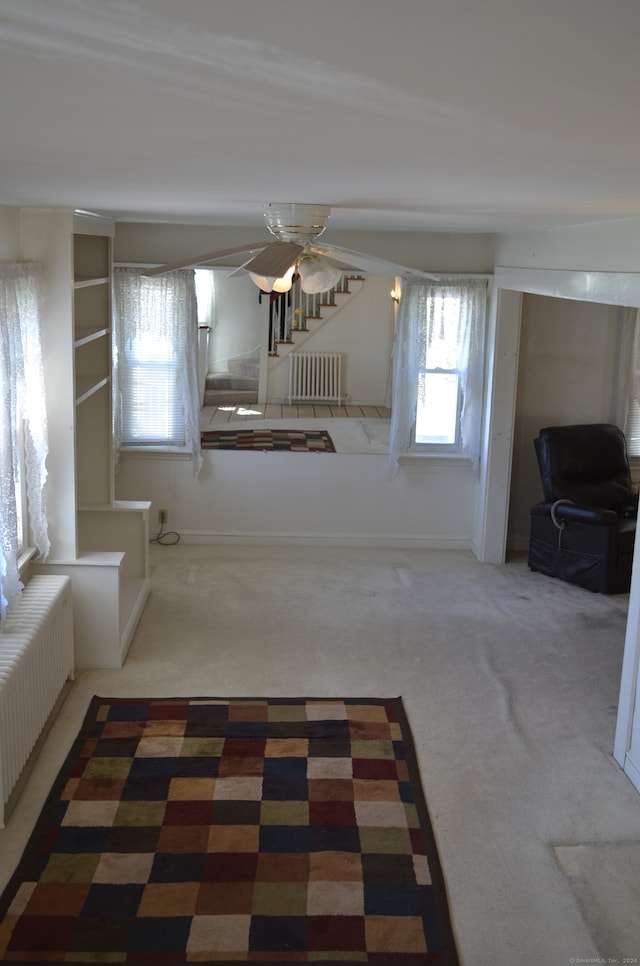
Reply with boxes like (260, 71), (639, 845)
(416, 371), (460, 444)
(0, 263), (49, 621)
(388, 277), (487, 475)
(414, 292), (468, 446)
(113, 268), (202, 471)
(119, 330), (185, 446)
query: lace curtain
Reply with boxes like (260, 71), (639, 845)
(388, 276), (487, 477)
(0, 263), (50, 622)
(113, 268), (203, 473)
(615, 307), (640, 439)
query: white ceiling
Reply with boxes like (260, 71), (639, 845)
(2, 0), (640, 236)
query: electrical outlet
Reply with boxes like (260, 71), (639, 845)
(158, 508), (168, 525)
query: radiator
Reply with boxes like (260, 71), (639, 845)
(0, 575), (73, 827)
(288, 351), (344, 405)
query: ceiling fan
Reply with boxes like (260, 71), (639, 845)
(143, 203), (439, 294)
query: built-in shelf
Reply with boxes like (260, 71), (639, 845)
(75, 374), (110, 406)
(73, 246), (110, 416)
(24, 209), (151, 670)
(74, 326), (109, 348)
(74, 275), (110, 289)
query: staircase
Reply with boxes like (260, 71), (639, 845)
(203, 274), (365, 408)
(268, 275), (365, 356)
(265, 274), (365, 405)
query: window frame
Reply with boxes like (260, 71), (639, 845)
(624, 310), (640, 459)
(408, 280), (487, 458)
(412, 367), (464, 452)
(113, 266), (203, 471)
(119, 331), (186, 448)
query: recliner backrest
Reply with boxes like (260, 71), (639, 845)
(534, 423), (633, 512)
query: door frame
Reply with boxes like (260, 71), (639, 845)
(476, 266), (640, 793)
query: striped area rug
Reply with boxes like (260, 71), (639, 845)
(201, 429), (336, 452)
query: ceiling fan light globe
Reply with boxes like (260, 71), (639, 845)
(298, 255), (343, 294)
(248, 271), (275, 293)
(271, 264), (296, 293)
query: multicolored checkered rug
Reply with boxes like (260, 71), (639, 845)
(201, 429), (336, 451)
(0, 697), (458, 965)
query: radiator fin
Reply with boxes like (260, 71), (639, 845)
(288, 351), (344, 405)
(0, 575), (73, 826)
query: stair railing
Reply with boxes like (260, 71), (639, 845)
(268, 275), (358, 354)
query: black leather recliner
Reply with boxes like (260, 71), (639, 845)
(528, 423), (637, 593)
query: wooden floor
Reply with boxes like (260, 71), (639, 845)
(202, 403), (392, 423)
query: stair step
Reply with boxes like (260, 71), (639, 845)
(268, 274), (365, 354)
(203, 388), (258, 407)
(205, 373), (258, 391)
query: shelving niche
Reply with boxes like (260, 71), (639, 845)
(27, 209), (151, 669)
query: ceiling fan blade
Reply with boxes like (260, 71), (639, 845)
(311, 243), (440, 281)
(142, 242), (269, 277)
(241, 241), (305, 279)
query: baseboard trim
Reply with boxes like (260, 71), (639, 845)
(171, 530), (474, 551)
(119, 578), (152, 667)
(622, 751), (640, 795)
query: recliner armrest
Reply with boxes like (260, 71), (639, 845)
(531, 501), (618, 527)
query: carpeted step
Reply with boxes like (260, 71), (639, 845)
(205, 372), (258, 391)
(203, 388), (258, 407)
(204, 371), (259, 407)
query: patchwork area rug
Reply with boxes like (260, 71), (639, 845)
(0, 696), (458, 965)
(201, 429), (336, 452)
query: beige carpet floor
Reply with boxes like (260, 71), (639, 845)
(1, 545), (639, 965)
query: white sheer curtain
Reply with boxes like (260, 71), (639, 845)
(388, 278), (425, 476)
(0, 263), (50, 622)
(113, 268), (202, 473)
(615, 307), (640, 446)
(388, 276), (487, 477)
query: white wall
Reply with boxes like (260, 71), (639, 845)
(115, 450), (476, 548)
(114, 222), (495, 274)
(0, 206), (20, 260)
(207, 270), (263, 372)
(493, 217), (640, 274)
(507, 294), (623, 550)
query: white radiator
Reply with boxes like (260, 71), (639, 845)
(288, 351), (344, 405)
(0, 575), (73, 827)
